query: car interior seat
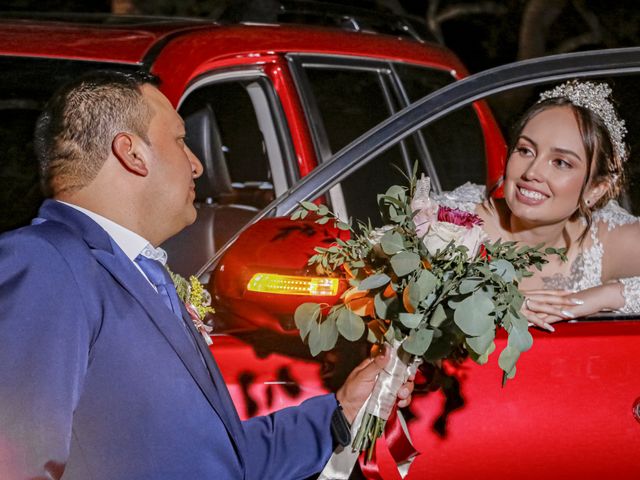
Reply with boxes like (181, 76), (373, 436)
(161, 105), (258, 277)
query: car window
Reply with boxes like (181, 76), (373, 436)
(179, 77), (290, 210)
(395, 63), (487, 191)
(302, 66), (408, 225)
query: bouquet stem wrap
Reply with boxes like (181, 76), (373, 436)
(319, 340), (420, 479)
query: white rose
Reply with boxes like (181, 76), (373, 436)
(423, 223), (487, 258)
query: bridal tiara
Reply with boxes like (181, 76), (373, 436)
(538, 80), (628, 162)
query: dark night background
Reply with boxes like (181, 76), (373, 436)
(2, 0), (639, 75)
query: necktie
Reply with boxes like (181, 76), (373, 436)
(134, 254), (184, 319)
(134, 254), (205, 360)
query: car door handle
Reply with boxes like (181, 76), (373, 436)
(633, 397), (640, 424)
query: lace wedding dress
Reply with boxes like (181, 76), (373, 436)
(432, 183), (640, 313)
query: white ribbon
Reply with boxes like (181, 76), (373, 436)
(318, 341), (419, 479)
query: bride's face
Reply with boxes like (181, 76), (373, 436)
(504, 105), (591, 226)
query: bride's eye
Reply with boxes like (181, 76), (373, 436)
(515, 145), (533, 157)
(552, 158), (572, 169)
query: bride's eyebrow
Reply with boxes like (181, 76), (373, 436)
(551, 147), (583, 163)
(517, 135), (536, 147)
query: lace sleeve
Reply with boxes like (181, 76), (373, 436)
(591, 200), (640, 230)
(431, 182), (486, 213)
(619, 277), (640, 314)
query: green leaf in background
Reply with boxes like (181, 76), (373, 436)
(337, 308), (365, 341)
(454, 292), (494, 336)
(490, 259), (517, 282)
(498, 345), (520, 375)
(429, 304), (447, 328)
(381, 230), (405, 255)
(391, 251), (421, 277)
(358, 273), (391, 291)
(466, 328), (496, 355)
(416, 269), (437, 298)
(403, 328), (434, 355)
(294, 303), (320, 340)
(399, 312), (423, 329)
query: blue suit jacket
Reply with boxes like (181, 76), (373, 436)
(0, 200), (336, 480)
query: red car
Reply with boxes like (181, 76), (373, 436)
(2, 11), (638, 480)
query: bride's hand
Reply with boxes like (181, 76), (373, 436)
(521, 289), (584, 332)
(522, 283), (625, 331)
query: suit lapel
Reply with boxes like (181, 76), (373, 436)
(36, 201), (246, 459)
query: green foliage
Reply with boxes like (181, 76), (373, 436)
(290, 174), (564, 385)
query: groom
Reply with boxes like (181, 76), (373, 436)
(0, 71), (412, 479)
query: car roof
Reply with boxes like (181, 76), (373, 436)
(0, 15), (462, 71)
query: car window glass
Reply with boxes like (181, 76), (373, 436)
(303, 67), (408, 225)
(395, 63), (487, 192)
(179, 81), (277, 210)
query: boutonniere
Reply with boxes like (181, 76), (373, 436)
(167, 268), (215, 345)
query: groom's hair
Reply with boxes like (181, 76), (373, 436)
(34, 70), (159, 197)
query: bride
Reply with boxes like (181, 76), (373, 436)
(433, 80), (640, 331)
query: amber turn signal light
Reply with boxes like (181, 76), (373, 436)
(247, 273), (339, 296)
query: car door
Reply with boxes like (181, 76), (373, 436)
(211, 47), (640, 479)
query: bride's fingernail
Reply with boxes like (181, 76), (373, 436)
(571, 299), (585, 305)
(543, 323), (556, 332)
(561, 310), (575, 319)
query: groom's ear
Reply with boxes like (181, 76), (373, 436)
(112, 132), (149, 176)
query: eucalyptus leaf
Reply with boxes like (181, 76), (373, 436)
(294, 303), (320, 340)
(466, 328), (496, 355)
(459, 278), (482, 295)
(381, 230), (405, 255)
(490, 259), (517, 282)
(403, 328), (434, 356)
(300, 201), (318, 211)
(384, 324), (395, 343)
(416, 269), (438, 298)
(429, 304), (447, 328)
(508, 324), (533, 353)
(308, 320), (323, 357)
(337, 308), (365, 341)
(319, 316), (339, 351)
(453, 292), (494, 336)
(474, 341), (496, 365)
(498, 345), (520, 374)
(358, 273), (390, 291)
(404, 280), (422, 311)
(384, 185), (406, 203)
(399, 312), (423, 329)
(390, 251), (421, 277)
(374, 292), (389, 319)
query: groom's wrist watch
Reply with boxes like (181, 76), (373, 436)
(331, 402), (351, 447)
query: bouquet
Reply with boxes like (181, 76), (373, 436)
(292, 173), (564, 477)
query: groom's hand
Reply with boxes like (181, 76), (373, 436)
(335, 346), (415, 424)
